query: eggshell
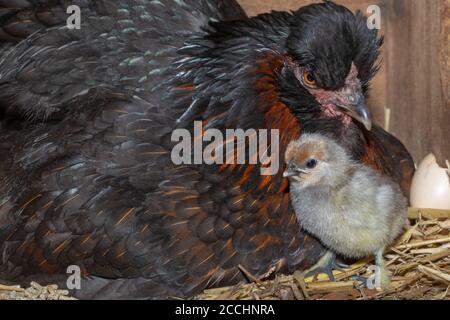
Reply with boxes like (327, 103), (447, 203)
(410, 154), (450, 210)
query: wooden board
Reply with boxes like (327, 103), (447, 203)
(239, 0), (374, 15)
(384, 0), (449, 165)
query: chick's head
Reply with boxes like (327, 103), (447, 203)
(284, 133), (351, 188)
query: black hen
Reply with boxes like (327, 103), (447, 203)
(0, 0), (414, 299)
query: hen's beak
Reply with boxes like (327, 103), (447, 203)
(337, 93), (372, 131)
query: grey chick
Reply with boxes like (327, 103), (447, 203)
(284, 133), (408, 289)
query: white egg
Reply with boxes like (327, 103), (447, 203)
(410, 154), (450, 210)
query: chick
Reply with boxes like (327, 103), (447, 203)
(284, 133), (408, 289)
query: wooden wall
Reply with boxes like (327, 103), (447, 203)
(238, 0), (449, 165)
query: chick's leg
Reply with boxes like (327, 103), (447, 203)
(303, 251), (349, 281)
(375, 248), (391, 290)
(351, 249), (391, 290)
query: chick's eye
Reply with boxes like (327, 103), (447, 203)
(303, 71), (317, 87)
(306, 159), (318, 169)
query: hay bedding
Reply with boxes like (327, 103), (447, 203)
(0, 282), (75, 300)
(196, 208), (450, 300)
(0, 209), (449, 300)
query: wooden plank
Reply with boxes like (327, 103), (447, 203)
(441, 0), (450, 104)
(408, 207), (450, 220)
(384, 0), (448, 164)
(238, 0), (376, 16)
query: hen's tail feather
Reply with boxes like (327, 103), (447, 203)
(0, 0), (247, 125)
(0, 1), (94, 56)
(365, 125), (415, 199)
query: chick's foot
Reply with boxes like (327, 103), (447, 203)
(302, 251), (349, 282)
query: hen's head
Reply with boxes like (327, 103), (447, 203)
(279, 1), (382, 131)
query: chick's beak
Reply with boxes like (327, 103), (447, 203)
(283, 162), (305, 178)
(283, 170), (296, 178)
(337, 92), (372, 131)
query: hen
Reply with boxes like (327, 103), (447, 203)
(0, 0), (414, 299)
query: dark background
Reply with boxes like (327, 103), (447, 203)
(238, 0), (449, 166)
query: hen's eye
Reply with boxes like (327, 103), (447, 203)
(306, 159), (318, 169)
(302, 71), (317, 87)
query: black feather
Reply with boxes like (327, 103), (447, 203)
(0, 0), (413, 300)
